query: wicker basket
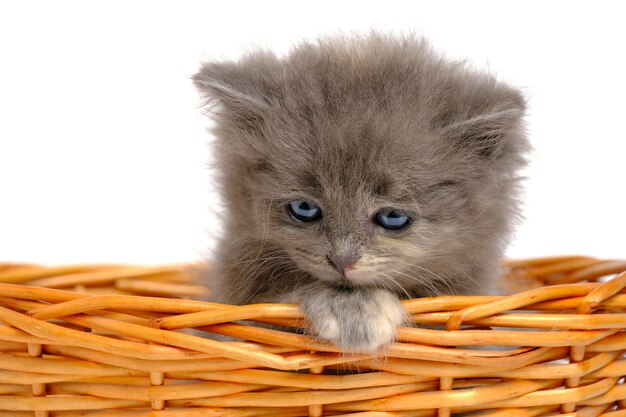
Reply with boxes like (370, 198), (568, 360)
(1, 256), (625, 417)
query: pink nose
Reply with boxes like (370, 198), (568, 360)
(327, 254), (358, 274)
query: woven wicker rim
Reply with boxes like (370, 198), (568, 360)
(0, 255), (625, 417)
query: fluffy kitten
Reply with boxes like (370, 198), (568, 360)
(193, 33), (528, 352)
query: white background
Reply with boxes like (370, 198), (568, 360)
(0, 0), (624, 266)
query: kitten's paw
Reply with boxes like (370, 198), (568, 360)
(301, 287), (405, 353)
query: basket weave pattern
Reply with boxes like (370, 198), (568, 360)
(0, 256), (625, 417)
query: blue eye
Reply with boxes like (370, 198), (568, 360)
(288, 200), (322, 222)
(375, 209), (411, 230)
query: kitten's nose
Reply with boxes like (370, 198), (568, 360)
(327, 253), (359, 274)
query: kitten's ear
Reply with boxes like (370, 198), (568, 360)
(192, 53), (282, 131)
(440, 95), (526, 159)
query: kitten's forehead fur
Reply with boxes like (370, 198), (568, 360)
(195, 33), (526, 190)
(195, 32), (528, 300)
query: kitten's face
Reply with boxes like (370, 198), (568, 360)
(240, 107), (495, 296)
(195, 34), (527, 296)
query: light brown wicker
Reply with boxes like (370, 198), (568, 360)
(1, 256), (625, 417)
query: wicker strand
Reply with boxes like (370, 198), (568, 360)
(149, 370), (165, 411)
(27, 342), (48, 417)
(437, 376), (453, 417)
(148, 339), (166, 411)
(308, 353), (324, 417)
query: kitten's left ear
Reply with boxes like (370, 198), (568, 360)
(192, 52), (282, 131)
(441, 95), (526, 159)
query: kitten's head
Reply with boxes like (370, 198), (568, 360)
(194, 33), (528, 296)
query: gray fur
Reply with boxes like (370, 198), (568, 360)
(193, 32), (529, 352)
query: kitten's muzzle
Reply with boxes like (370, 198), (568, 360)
(327, 253), (359, 276)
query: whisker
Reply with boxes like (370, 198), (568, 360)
(380, 272), (411, 299)
(389, 267), (439, 297)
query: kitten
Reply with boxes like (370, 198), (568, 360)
(193, 33), (528, 352)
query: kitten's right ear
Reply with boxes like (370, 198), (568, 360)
(437, 88), (527, 160)
(192, 54), (282, 131)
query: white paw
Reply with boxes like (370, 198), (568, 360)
(314, 310), (341, 342)
(302, 287), (405, 353)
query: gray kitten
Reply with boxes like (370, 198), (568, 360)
(193, 33), (528, 352)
